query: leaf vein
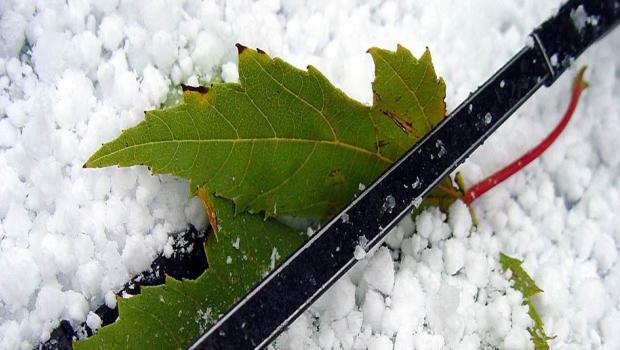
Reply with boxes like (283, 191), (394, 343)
(151, 112), (176, 139)
(185, 110), (202, 174)
(90, 138), (393, 166)
(210, 142), (237, 186)
(374, 53), (431, 131)
(244, 91), (278, 137)
(227, 139), (256, 201)
(248, 142), (318, 210)
(249, 56), (338, 141)
(165, 281), (203, 310)
(413, 59), (429, 94)
(123, 302), (182, 348)
(210, 104), (240, 139)
(159, 143), (181, 173)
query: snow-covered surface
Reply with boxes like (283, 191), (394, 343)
(1, 0), (619, 349)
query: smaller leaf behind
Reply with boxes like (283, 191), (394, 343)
(74, 196), (305, 350)
(500, 252), (554, 350)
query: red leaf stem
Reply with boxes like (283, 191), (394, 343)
(464, 67), (589, 205)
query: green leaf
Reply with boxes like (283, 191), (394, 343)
(84, 44), (446, 220)
(74, 195), (305, 350)
(79, 44), (450, 349)
(500, 253), (555, 349)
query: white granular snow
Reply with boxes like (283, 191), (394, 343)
(1, 0), (619, 349)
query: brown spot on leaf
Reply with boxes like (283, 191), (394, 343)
(256, 48), (266, 54)
(377, 140), (389, 148)
(326, 169), (346, 188)
(198, 187), (219, 241)
(382, 110), (413, 134)
(235, 43), (247, 54)
(181, 85), (209, 94)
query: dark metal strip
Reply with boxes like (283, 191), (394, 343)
(533, 0), (620, 85)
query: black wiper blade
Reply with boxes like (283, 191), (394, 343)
(190, 0), (620, 348)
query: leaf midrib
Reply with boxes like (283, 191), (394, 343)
(87, 137), (394, 166)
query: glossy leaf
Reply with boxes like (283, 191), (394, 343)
(85, 45), (446, 220)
